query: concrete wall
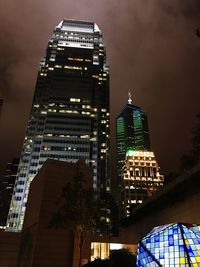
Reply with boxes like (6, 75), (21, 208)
(19, 159), (93, 267)
(33, 229), (74, 267)
(0, 231), (20, 267)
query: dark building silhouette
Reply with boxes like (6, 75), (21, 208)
(116, 93), (150, 183)
(7, 20), (110, 232)
(19, 159), (93, 267)
(0, 159), (19, 227)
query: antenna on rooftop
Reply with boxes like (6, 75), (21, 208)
(128, 90), (133, 104)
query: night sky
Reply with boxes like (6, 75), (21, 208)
(0, 0), (200, 177)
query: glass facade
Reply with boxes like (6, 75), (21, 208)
(6, 20), (110, 232)
(137, 223), (200, 267)
(116, 98), (150, 183)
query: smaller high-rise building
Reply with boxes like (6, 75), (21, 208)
(116, 93), (150, 183)
(121, 150), (164, 216)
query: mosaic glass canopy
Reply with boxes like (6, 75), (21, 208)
(137, 223), (200, 267)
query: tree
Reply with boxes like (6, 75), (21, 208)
(180, 113), (200, 171)
(83, 248), (136, 267)
(196, 27), (200, 38)
(51, 171), (96, 267)
(51, 171), (119, 267)
(109, 248), (136, 267)
(83, 258), (111, 267)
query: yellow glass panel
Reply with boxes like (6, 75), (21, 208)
(195, 256), (200, 262)
(180, 258), (185, 264)
(198, 250), (200, 256)
(193, 264), (198, 267)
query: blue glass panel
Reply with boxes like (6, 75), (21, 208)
(136, 223), (200, 267)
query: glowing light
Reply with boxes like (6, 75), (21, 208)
(126, 149), (154, 158)
(70, 98), (81, 102)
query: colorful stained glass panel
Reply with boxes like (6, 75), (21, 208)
(137, 223), (200, 267)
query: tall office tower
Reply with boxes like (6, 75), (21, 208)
(7, 20), (110, 232)
(116, 93), (150, 183)
(122, 150), (164, 216)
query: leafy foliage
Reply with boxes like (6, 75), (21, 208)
(52, 172), (95, 231)
(51, 171), (96, 267)
(109, 248), (136, 267)
(51, 170), (119, 267)
(83, 258), (111, 267)
(83, 248), (136, 267)
(181, 113), (200, 171)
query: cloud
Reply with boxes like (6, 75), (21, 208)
(0, 0), (200, 175)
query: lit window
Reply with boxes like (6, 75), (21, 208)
(70, 98), (81, 102)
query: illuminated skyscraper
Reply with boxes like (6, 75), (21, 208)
(7, 20), (110, 232)
(122, 150), (164, 216)
(116, 93), (150, 182)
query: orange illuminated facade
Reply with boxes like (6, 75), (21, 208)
(122, 150), (164, 216)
